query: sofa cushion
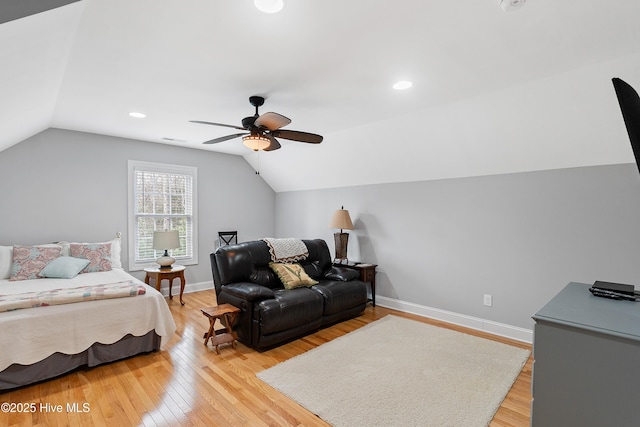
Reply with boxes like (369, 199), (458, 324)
(212, 241), (281, 290)
(270, 262), (319, 289)
(312, 280), (368, 316)
(249, 267), (280, 289)
(258, 288), (323, 335)
(324, 266), (360, 281)
(220, 282), (275, 302)
(300, 239), (333, 280)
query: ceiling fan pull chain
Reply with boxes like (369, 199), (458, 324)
(255, 149), (261, 175)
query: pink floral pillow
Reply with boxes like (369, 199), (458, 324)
(70, 243), (112, 273)
(9, 245), (62, 281)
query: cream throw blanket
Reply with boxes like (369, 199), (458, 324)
(263, 238), (309, 263)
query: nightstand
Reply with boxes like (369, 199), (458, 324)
(144, 265), (186, 305)
(334, 262), (378, 306)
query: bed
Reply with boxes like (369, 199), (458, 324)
(0, 237), (176, 391)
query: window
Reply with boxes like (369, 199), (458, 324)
(128, 160), (198, 270)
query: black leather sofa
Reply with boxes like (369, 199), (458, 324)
(210, 239), (368, 349)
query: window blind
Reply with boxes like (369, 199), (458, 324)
(128, 161), (197, 269)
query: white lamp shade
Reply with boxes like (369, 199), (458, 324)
(329, 209), (354, 230)
(153, 230), (180, 250)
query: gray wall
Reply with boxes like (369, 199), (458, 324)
(275, 164), (640, 329)
(0, 128), (275, 285)
(5, 128), (640, 331)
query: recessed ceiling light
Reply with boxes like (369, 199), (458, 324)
(254, 0), (283, 14)
(129, 112), (146, 118)
(393, 81), (413, 90)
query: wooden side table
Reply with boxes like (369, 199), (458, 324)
(334, 262), (378, 306)
(144, 265), (186, 305)
(201, 304), (240, 354)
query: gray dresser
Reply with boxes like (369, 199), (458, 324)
(531, 282), (640, 426)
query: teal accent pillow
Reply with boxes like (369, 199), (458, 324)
(38, 256), (91, 279)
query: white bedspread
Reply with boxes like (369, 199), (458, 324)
(0, 268), (176, 371)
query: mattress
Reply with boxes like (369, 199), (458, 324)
(0, 268), (176, 372)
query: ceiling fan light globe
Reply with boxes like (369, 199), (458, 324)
(243, 135), (271, 151)
(254, 0), (283, 14)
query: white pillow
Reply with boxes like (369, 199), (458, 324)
(110, 237), (122, 269)
(58, 241), (71, 257)
(0, 246), (12, 280)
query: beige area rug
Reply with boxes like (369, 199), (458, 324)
(257, 315), (530, 427)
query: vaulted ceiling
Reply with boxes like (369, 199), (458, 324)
(2, 0), (640, 191)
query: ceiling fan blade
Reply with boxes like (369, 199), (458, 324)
(263, 134), (281, 151)
(190, 120), (246, 131)
(254, 112), (291, 131)
(202, 133), (247, 144)
(271, 129), (323, 144)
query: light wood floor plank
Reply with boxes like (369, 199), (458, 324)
(0, 289), (531, 426)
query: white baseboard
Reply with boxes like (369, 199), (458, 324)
(376, 296), (533, 344)
(155, 282), (533, 343)
(158, 280), (215, 297)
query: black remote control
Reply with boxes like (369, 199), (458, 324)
(589, 287), (637, 301)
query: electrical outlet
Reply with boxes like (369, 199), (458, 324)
(483, 294), (493, 307)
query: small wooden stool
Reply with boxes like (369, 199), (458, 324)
(201, 304), (240, 354)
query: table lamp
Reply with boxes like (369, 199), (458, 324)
(153, 230), (180, 269)
(329, 206), (354, 263)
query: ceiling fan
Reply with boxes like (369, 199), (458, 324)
(190, 96), (323, 151)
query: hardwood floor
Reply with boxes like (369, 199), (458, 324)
(1, 290), (532, 426)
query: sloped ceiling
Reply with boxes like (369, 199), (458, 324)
(2, 0), (640, 191)
(0, 0), (80, 25)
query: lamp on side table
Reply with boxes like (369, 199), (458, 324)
(152, 230), (180, 269)
(329, 206), (354, 264)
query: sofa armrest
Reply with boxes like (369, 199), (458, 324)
(324, 266), (360, 282)
(220, 282), (275, 302)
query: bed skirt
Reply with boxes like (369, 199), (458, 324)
(0, 330), (161, 391)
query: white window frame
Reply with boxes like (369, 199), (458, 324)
(127, 160), (198, 271)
